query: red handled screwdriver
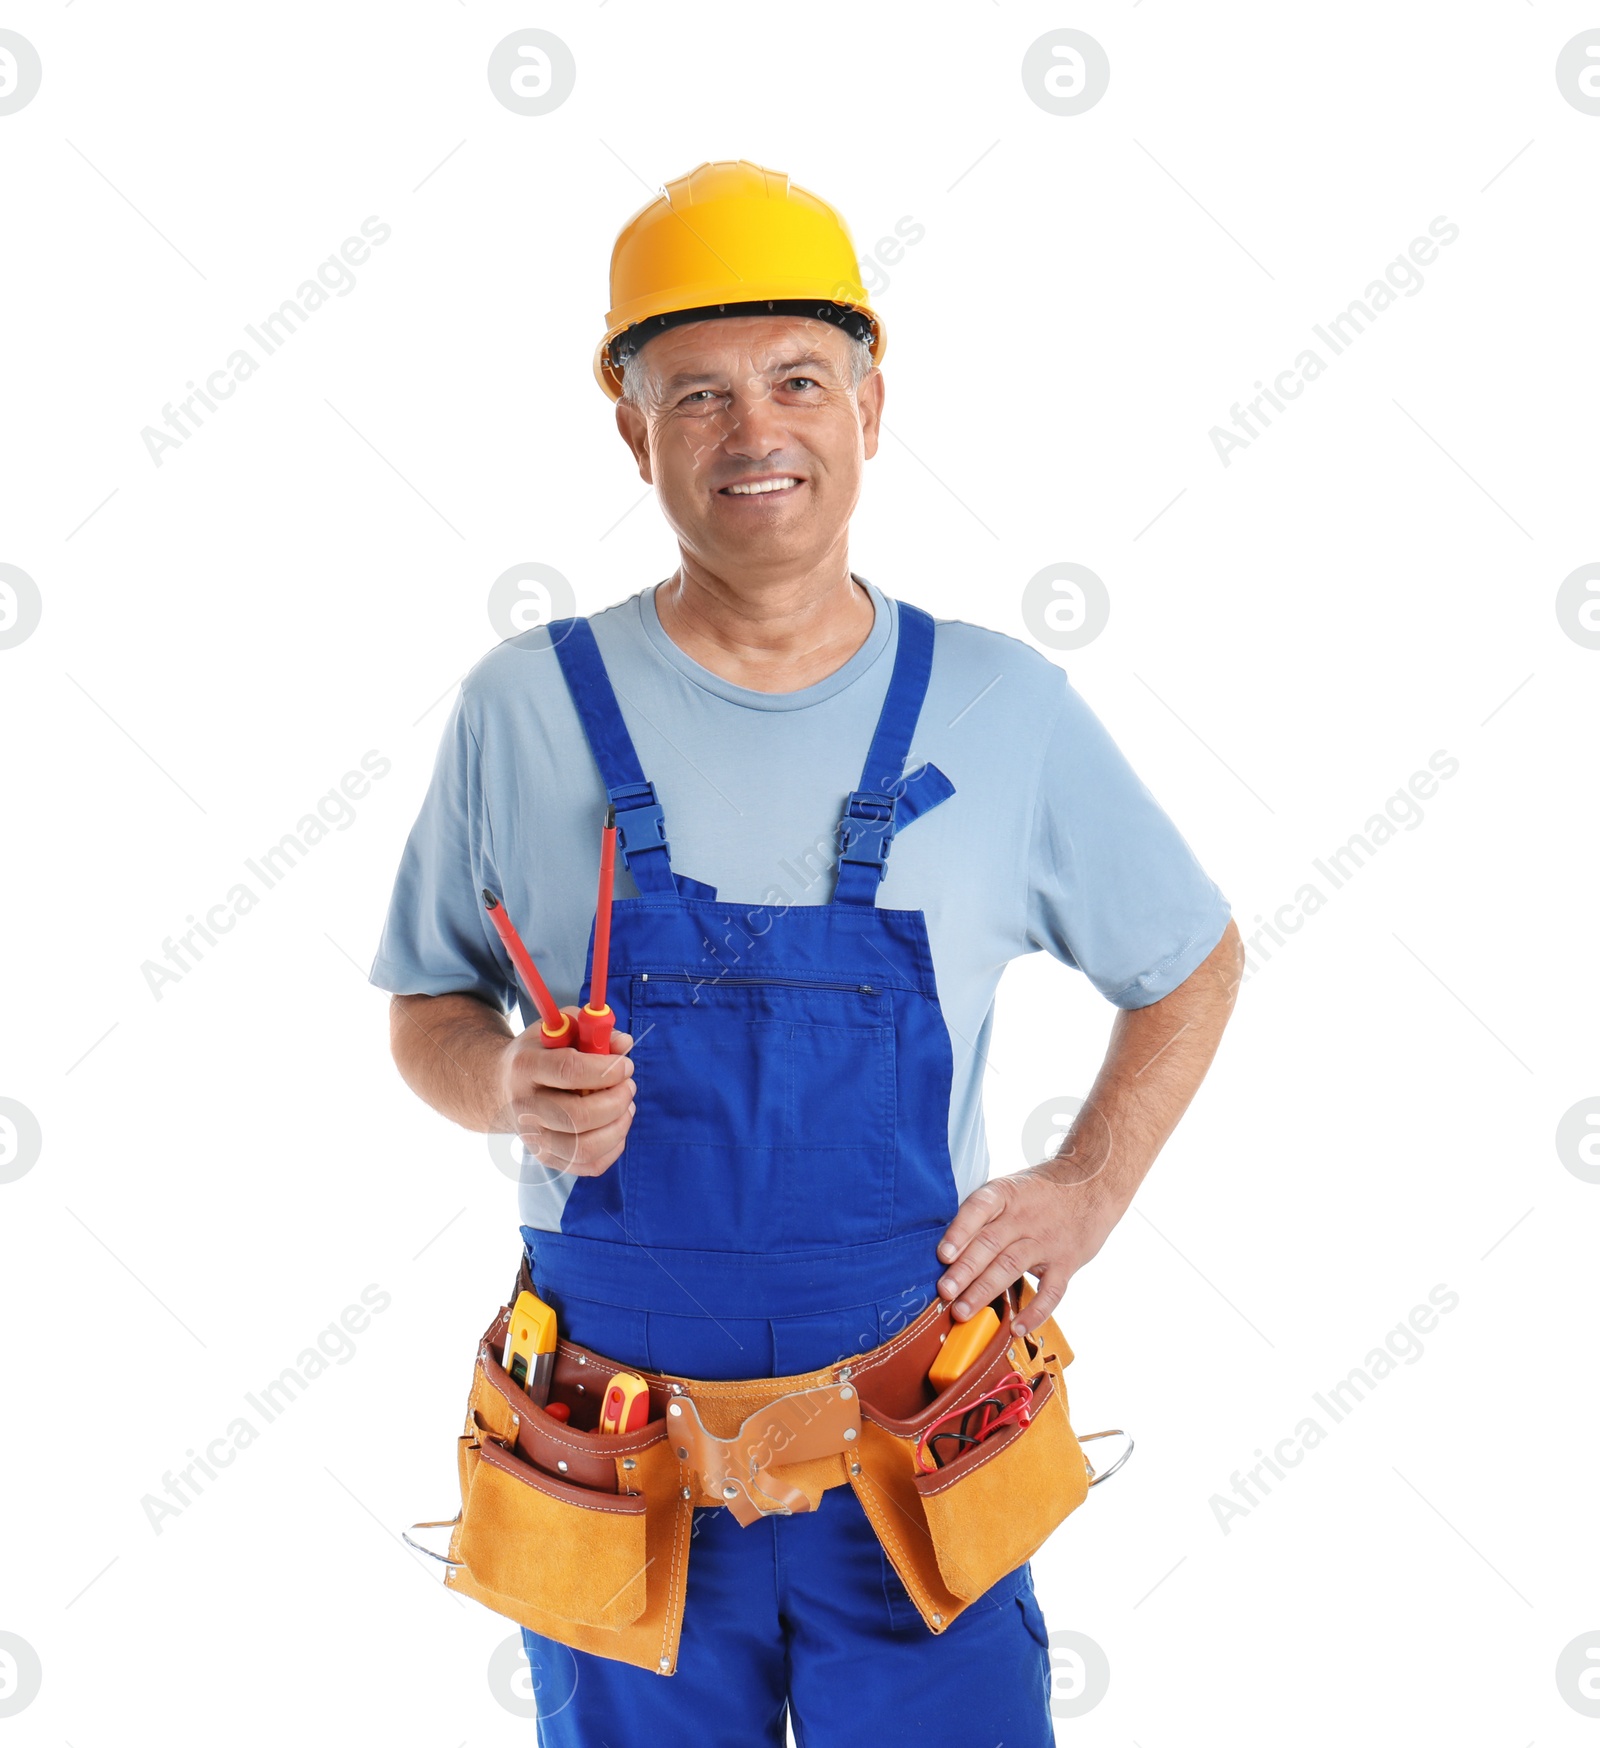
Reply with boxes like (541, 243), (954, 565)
(482, 890), (575, 1049)
(577, 806), (617, 1056)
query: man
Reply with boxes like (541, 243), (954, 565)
(372, 160), (1242, 1746)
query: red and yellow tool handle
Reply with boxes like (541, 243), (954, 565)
(598, 1371), (651, 1434)
(577, 1003), (614, 1054)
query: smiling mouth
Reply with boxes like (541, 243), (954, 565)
(718, 476), (804, 498)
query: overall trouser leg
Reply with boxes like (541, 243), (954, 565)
(523, 1489), (1054, 1748)
(523, 1506), (787, 1748)
(779, 1490), (1055, 1748)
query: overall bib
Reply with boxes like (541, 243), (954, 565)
(517, 601), (1056, 1747)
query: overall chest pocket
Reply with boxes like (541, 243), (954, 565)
(623, 973), (897, 1249)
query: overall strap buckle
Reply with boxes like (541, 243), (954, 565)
(608, 779), (670, 868)
(832, 601), (951, 905)
(836, 790), (897, 884)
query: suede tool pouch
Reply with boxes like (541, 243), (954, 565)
(455, 1438), (647, 1631)
(850, 1282), (1092, 1631)
(435, 1305), (697, 1677)
(912, 1366), (1084, 1601)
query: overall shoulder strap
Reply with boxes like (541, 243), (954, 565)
(545, 618), (678, 896)
(833, 601), (955, 906)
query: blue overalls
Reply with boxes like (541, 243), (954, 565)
(519, 602), (1055, 1747)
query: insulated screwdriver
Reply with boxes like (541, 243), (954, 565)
(482, 891), (575, 1048)
(482, 805), (617, 1056)
(577, 806), (617, 1056)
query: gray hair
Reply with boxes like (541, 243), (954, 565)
(620, 331), (875, 407)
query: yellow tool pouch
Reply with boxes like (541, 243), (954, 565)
(430, 1305), (695, 1675)
(408, 1271), (1128, 1675)
(847, 1277), (1103, 1627)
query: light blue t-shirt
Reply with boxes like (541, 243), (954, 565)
(369, 579), (1231, 1231)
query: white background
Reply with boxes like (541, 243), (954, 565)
(2, 3), (1597, 1742)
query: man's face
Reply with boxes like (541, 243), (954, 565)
(614, 316), (884, 577)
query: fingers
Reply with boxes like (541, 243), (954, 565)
(524, 1074), (636, 1136)
(947, 1239), (1042, 1322)
(1011, 1269), (1066, 1339)
(936, 1181), (1009, 1269)
(501, 1002), (639, 1178)
(511, 1029), (635, 1093)
(937, 1183), (1046, 1319)
(519, 1101), (635, 1177)
(936, 1182), (1015, 1314)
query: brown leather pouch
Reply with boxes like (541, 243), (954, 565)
(848, 1279), (1092, 1632)
(455, 1438), (648, 1631)
(473, 1329), (669, 1492)
(436, 1303), (696, 1677)
(912, 1366), (1083, 1601)
(425, 1300), (866, 1676)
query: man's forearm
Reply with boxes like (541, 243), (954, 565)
(389, 992), (515, 1133)
(1045, 917), (1244, 1245)
(935, 915), (1244, 1328)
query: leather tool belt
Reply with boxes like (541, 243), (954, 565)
(408, 1254), (1118, 1678)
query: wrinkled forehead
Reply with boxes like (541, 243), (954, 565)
(631, 314), (854, 397)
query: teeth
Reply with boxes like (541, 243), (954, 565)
(724, 477), (800, 495)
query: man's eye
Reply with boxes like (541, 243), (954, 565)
(785, 377), (818, 391)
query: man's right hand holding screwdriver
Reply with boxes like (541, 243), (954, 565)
(387, 992), (636, 1176)
(497, 1005), (636, 1176)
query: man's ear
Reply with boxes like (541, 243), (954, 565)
(858, 367), (885, 461)
(615, 398), (654, 484)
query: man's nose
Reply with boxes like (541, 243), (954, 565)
(720, 383), (789, 456)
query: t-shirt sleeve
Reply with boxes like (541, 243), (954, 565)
(1025, 669), (1232, 1008)
(368, 688), (518, 1011)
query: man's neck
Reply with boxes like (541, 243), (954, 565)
(653, 559), (875, 694)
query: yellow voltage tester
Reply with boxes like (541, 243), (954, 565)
(504, 1290), (559, 1406)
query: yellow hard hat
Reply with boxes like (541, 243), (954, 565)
(594, 159), (887, 402)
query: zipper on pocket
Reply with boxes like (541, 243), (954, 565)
(638, 971), (876, 994)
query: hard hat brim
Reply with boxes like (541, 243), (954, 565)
(595, 297), (886, 403)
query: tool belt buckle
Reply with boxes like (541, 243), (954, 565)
(664, 1382), (862, 1528)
